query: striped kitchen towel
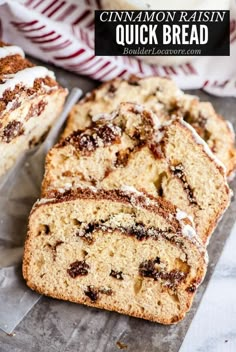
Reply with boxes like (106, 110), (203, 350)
(0, 0), (236, 96)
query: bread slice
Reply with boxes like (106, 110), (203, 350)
(42, 103), (230, 244)
(0, 41), (67, 177)
(63, 76), (236, 177)
(23, 187), (207, 324)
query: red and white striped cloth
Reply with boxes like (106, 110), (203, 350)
(0, 0), (236, 96)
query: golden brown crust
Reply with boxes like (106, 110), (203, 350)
(22, 280), (190, 324)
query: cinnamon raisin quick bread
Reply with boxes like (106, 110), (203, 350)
(42, 103), (230, 244)
(23, 188), (207, 324)
(63, 76), (236, 177)
(0, 41), (67, 176)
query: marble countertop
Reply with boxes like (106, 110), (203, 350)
(0, 62), (236, 352)
(180, 222), (236, 352)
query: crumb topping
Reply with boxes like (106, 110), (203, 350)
(61, 124), (121, 154)
(0, 55), (33, 80)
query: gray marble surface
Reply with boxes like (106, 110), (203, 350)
(180, 222), (236, 352)
(0, 60), (236, 351)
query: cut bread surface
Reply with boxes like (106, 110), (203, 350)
(23, 188), (207, 324)
(42, 103), (230, 244)
(63, 76), (236, 177)
(0, 41), (67, 176)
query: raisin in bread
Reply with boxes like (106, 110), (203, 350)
(0, 41), (67, 177)
(23, 188), (207, 324)
(42, 103), (231, 245)
(63, 76), (236, 177)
